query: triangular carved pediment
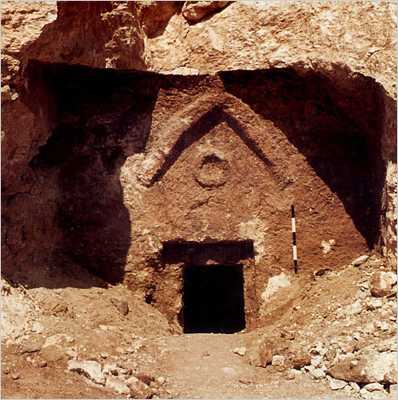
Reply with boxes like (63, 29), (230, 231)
(138, 94), (283, 187)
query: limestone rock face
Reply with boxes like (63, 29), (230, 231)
(182, 1), (231, 23)
(1, 0), (396, 302)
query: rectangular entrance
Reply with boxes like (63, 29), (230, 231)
(182, 264), (245, 334)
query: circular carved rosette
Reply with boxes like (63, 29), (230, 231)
(194, 153), (230, 188)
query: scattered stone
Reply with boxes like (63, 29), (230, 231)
(19, 341), (42, 354)
(286, 369), (301, 380)
(366, 297), (383, 310)
(328, 349), (397, 384)
(327, 376), (347, 390)
(67, 360), (105, 385)
(100, 352), (109, 359)
(156, 376), (166, 386)
(349, 382), (360, 392)
(40, 344), (65, 362)
(306, 365), (326, 380)
(289, 352), (311, 369)
(360, 384), (388, 400)
(125, 376), (152, 398)
(363, 382), (385, 392)
(311, 355), (323, 368)
(370, 272), (397, 297)
(103, 363), (119, 376)
(136, 372), (155, 385)
(232, 347), (246, 356)
(110, 298), (129, 316)
(347, 300), (363, 315)
(272, 355), (285, 367)
(31, 322), (44, 334)
(106, 376), (130, 395)
(352, 255), (369, 266)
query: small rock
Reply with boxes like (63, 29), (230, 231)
(40, 345), (65, 362)
(286, 369), (300, 380)
(349, 382), (360, 392)
(126, 376), (152, 398)
(311, 355), (323, 368)
(328, 349), (397, 384)
(222, 367), (237, 376)
(3, 367), (10, 375)
(136, 372), (155, 385)
(110, 298), (129, 316)
(156, 376), (166, 386)
(390, 384), (397, 397)
(38, 360), (47, 368)
(370, 271), (397, 297)
(306, 365), (326, 380)
(327, 376), (347, 390)
(100, 352), (109, 359)
(363, 382), (385, 392)
(103, 363), (119, 376)
(352, 255), (369, 266)
(348, 300), (363, 315)
(31, 322), (44, 334)
(20, 341), (42, 354)
(366, 298), (383, 310)
(232, 347), (246, 356)
(272, 355), (285, 367)
(67, 360), (105, 385)
(289, 352), (311, 369)
(106, 376), (130, 395)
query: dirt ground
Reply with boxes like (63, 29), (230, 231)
(1, 253), (396, 399)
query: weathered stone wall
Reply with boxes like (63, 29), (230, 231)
(1, 0), (396, 301)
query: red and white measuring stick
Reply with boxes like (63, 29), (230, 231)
(291, 205), (298, 273)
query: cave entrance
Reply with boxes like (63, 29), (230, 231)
(160, 240), (257, 333)
(183, 264), (245, 334)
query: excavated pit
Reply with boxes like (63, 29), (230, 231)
(7, 61), (387, 331)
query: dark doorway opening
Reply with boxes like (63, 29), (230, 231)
(182, 264), (245, 334)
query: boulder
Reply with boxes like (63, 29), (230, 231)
(126, 376), (152, 398)
(370, 272), (397, 297)
(40, 344), (66, 362)
(106, 376), (130, 395)
(110, 298), (129, 316)
(232, 347), (246, 356)
(352, 255), (369, 266)
(327, 376), (347, 390)
(328, 350), (397, 384)
(182, 1), (231, 23)
(67, 360), (105, 385)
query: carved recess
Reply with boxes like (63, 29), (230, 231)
(194, 153), (230, 188)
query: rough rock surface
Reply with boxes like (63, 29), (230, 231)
(1, 2), (397, 398)
(182, 1), (231, 23)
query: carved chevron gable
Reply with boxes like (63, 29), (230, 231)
(138, 93), (283, 187)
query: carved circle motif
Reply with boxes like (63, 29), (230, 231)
(194, 153), (230, 188)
